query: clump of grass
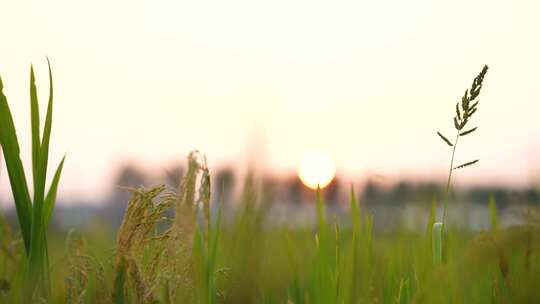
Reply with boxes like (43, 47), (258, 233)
(165, 151), (211, 303)
(3, 61), (540, 303)
(64, 230), (107, 304)
(113, 185), (175, 303)
(0, 60), (65, 301)
(112, 151), (213, 303)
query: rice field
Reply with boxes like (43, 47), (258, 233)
(0, 64), (539, 303)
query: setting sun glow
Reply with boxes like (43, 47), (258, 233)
(297, 152), (336, 189)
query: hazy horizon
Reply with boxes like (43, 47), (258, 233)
(1, 0), (540, 204)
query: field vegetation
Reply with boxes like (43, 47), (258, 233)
(0, 63), (539, 303)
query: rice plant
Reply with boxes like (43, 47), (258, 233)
(111, 151), (214, 303)
(0, 60), (65, 301)
(1, 62), (539, 303)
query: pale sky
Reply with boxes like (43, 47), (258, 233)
(1, 0), (540, 203)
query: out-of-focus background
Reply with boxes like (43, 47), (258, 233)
(1, 0), (539, 231)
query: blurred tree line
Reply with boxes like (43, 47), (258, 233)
(2, 162), (539, 230)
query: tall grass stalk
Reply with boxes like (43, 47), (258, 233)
(437, 65), (488, 225)
(0, 60), (65, 301)
(433, 65), (488, 267)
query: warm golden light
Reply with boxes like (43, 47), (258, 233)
(297, 152), (336, 189)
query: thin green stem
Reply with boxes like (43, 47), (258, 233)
(443, 133), (459, 226)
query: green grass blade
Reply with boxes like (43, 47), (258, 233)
(29, 65), (41, 198)
(397, 278), (410, 304)
(334, 221), (341, 300)
(0, 62), (60, 300)
(7, 256), (29, 302)
(209, 207), (221, 270)
(432, 222), (443, 266)
(112, 258), (127, 304)
(207, 207), (222, 304)
(27, 60), (56, 298)
(350, 185), (361, 233)
(363, 211), (373, 265)
(0, 76), (33, 252)
(27, 218), (47, 296)
(31, 59), (55, 264)
(314, 186), (337, 303)
(315, 185), (330, 258)
(39, 58), (54, 197)
(193, 225), (208, 304)
(44, 156), (65, 226)
(284, 229), (303, 304)
(316, 186), (326, 228)
(27, 62), (55, 296)
(349, 185), (361, 301)
(425, 199), (436, 260)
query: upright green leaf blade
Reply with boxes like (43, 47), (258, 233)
(0, 62), (62, 300)
(425, 199), (436, 261)
(44, 156), (65, 226)
(432, 222), (443, 266)
(207, 207), (222, 304)
(349, 185), (361, 303)
(209, 206), (221, 268)
(112, 258), (127, 304)
(39, 58), (54, 194)
(26, 63), (50, 296)
(397, 278), (410, 304)
(30, 65), (41, 198)
(193, 225), (208, 304)
(0, 76), (33, 252)
(349, 185), (361, 234)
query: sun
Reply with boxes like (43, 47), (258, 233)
(297, 152), (336, 189)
